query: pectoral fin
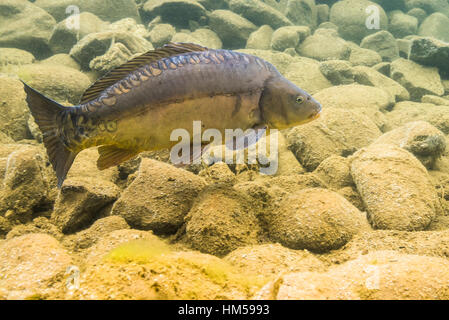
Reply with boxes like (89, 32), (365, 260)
(97, 145), (139, 170)
(226, 126), (267, 151)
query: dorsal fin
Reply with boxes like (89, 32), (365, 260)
(79, 42), (210, 104)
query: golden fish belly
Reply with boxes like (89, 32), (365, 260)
(107, 91), (263, 151)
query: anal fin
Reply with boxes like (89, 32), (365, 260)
(97, 145), (139, 170)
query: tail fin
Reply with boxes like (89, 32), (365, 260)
(22, 82), (77, 188)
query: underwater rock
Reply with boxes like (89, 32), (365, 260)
(0, 0), (56, 58)
(6, 217), (62, 241)
(17, 64), (91, 105)
(0, 77), (30, 141)
(313, 155), (354, 190)
(0, 216), (12, 238)
(286, 107), (381, 171)
(148, 23), (176, 48)
(405, 0), (449, 16)
(111, 159), (206, 234)
(407, 7), (427, 24)
(390, 58), (444, 101)
(316, 4), (330, 25)
(319, 60), (355, 85)
(409, 37), (449, 77)
(373, 62), (391, 76)
(0, 48), (35, 68)
(352, 66), (410, 102)
(34, 0), (141, 23)
(40, 54), (81, 71)
(373, 121), (446, 169)
(89, 42), (133, 76)
(348, 46), (382, 67)
(283, 57), (332, 95)
(190, 28), (223, 49)
(49, 12), (108, 54)
(329, 0), (388, 44)
(51, 177), (120, 234)
(224, 243), (326, 279)
(271, 27), (299, 52)
(284, 0), (317, 29)
(63, 216), (130, 251)
(397, 38), (411, 59)
(246, 25), (274, 50)
(143, 0), (207, 28)
(209, 10), (258, 49)
(387, 101), (449, 134)
(0, 145), (54, 224)
(257, 251), (449, 300)
(422, 95), (449, 106)
(70, 31), (153, 70)
(298, 28), (351, 61)
(185, 185), (261, 257)
(199, 162), (236, 186)
(266, 188), (369, 253)
(418, 13), (449, 43)
(107, 18), (150, 40)
(360, 31), (400, 62)
(388, 10), (418, 39)
(228, 0), (293, 29)
(351, 143), (440, 231)
(0, 233), (72, 300)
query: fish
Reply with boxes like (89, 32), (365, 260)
(22, 42), (322, 188)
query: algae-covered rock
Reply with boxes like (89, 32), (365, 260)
(407, 7), (427, 24)
(0, 144), (54, 224)
(286, 107), (381, 171)
(209, 10), (257, 49)
(190, 28), (223, 49)
(228, 0), (293, 29)
(111, 159), (206, 234)
(0, 77), (30, 141)
(224, 244), (326, 279)
(49, 12), (108, 54)
(387, 101), (449, 134)
(418, 12), (449, 43)
(34, 0), (141, 23)
(319, 60), (355, 85)
(350, 143), (441, 231)
(298, 28), (351, 61)
(388, 10), (418, 39)
(246, 25), (274, 50)
(352, 65), (410, 101)
(348, 47), (382, 67)
(316, 4), (329, 25)
(283, 57), (332, 94)
(143, 0), (207, 27)
(17, 64), (91, 105)
(0, 0), (56, 58)
(89, 42), (133, 75)
(148, 23), (176, 48)
(360, 31), (400, 62)
(40, 54), (81, 71)
(329, 0), (388, 44)
(409, 37), (449, 77)
(313, 155), (354, 190)
(422, 95), (449, 106)
(185, 185), (261, 256)
(266, 188), (369, 253)
(257, 251), (449, 300)
(0, 48), (35, 68)
(390, 58), (444, 101)
(284, 0), (317, 29)
(0, 233), (72, 300)
(271, 27), (299, 52)
(373, 121), (446, 169)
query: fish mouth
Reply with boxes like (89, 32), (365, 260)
(308, 109), (321, 121)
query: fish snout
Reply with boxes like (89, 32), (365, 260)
(307, 97), (322, 120)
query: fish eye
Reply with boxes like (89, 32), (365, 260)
(296, 96), (304, 104)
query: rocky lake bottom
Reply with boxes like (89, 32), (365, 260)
(1, 0), (449, 300)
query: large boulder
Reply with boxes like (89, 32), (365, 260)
(409, 37), (449, 77)
(388, 10), (418, 39)
(297, 28), (351, 61)
(0, 234), (72, 299)
(0, 77), (30, 141)
(184, 185), (261, 256)
(360, 31), (400, 62)
(0, 0), (56, 58)
(0, 48), (35, 68)
(34, 0), (141, 23)
(228, 0), (293, 29)
(348, 47), (382, 67)
(111, 159), (206, 234)
(143, 0), (207, 27)
(209, 10), (258, 48)
(265, 188), (369, 253)
(390, 58), (444, 101)
(246, 25), (274, 50)
(329, 0), (388, 44)
(350, 143), (441, 231)
(319, 60), (355, 85)
(418, 12), (449, 43)
(286, 107), (382, 171)
(148, 23), (176, 48)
